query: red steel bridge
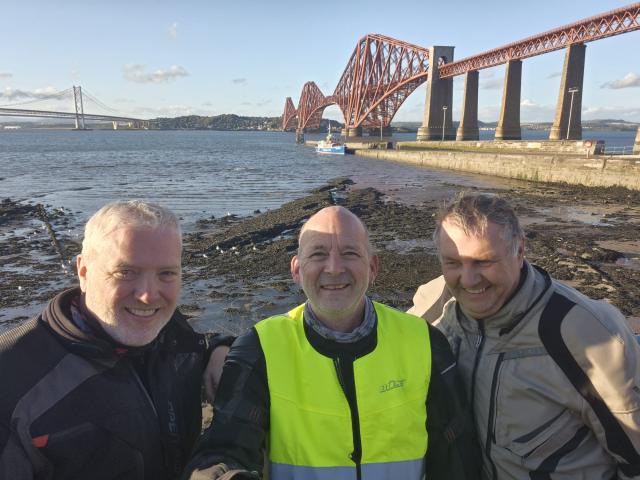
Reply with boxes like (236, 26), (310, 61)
(0, 86), (148, 129)
(282, 3), (640, 141)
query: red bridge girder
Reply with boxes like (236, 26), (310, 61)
(281, 97), (297, 131)
(295, 81), (336, 131)
(440, 3), (640, 78)
(333, 34), (430, 129)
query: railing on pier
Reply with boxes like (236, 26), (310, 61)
(603, 145), (636, 155)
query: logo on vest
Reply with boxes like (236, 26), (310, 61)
(379, 379), (406, 393)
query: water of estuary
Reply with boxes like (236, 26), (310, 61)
(1, 129), (638, 334)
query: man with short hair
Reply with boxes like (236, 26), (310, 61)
(183, 206), (480, 480)
(0, 200), (228, 479)
(409, 193), (640, 479)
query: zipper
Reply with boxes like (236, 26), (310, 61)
(470, 323), (499, 480)
(485, 352), (505, 480)
(127, 360), (159, 418)
(333, 355), (362, 480)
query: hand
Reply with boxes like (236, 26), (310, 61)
(203, 345), (230, 403)
(188, 463), (259, 480)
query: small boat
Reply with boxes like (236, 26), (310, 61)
(316, 125), (346, 155)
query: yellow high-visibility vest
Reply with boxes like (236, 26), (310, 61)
(255, 301), (431, 480)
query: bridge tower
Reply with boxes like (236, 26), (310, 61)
(73, 86), (86, 130)
(417, 46), (455, 141)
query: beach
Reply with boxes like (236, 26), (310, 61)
(2, 177), (639, 335)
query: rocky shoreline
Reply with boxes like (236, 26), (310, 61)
(1, 178), (639, 335)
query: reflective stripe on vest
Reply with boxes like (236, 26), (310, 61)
(255, 302), (431, 479)
(271, 458), (424, 480)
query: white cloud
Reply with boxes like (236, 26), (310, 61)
(0, 86), (61, 101)
(0, 72), (12, 79)
(521, 98), (539, 108)
(601, 72), (640, 89)
(168, 22), (178, 39)
(232, 78), (247, 85)
(123, 64), (188, 84)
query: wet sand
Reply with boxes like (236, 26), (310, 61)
(1, 178), (639, 335)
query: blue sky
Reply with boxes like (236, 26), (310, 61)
(0, 0), (638, 123)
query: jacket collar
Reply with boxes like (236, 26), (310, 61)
(40, 287), (177, 359)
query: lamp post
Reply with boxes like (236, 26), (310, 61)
(442, 105), (448, 141)
(566, 87), (579, 140)
(380, 119), (383, 141)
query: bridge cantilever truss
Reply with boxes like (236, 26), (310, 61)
(440, 3), (640, 77)
(282, 34), (431, 131)
(283, 3), (639, 136)
(334, 34), (430, 129)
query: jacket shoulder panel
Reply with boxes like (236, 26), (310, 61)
(538, 291), (640, 475)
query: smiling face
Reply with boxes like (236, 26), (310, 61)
(77, 225), (182, 346)
(291, 207), (379, 332)
(438, 218), (524, 320)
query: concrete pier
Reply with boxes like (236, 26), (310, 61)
(550, 44), (586, 140)
(495, 60), (522, 140)
(635, 127), (640, 155)
(417, 46), (455, 141)
(356, 147), (640, 191)
(456, 71), (479, 141)
(295, 130), (305, 144)
(341, 128), (349, 138)
(348, 127), (363, 138)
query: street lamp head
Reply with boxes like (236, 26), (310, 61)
(568, 87), (579, 93)
(443, 105), (448, 110)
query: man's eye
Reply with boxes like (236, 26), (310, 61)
(113, 270), (134, 279)
(160, 271), (179, 280)
(309, 252), (327, 258)
(343, 251), (360, 258)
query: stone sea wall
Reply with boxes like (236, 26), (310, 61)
(355, 148), (640, 190)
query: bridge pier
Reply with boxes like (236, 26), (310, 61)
(549, 44), (585, 141)
(347, 127), (363, 138)
(417, 46), (455, 141)
(634, 127), (640, 155)
(456, 71), (479, 140)
(495, 60), (522, 140)
(295, 129), (305, 144)
(112, 121), (118, 130)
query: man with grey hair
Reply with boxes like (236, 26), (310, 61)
(409, 193), (640, 479)
(0, 200), (229, 479)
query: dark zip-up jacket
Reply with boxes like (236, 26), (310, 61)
(183, 304), (481, 479)
(0, 288), (208, 480)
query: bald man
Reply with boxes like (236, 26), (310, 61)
(183, 207), (480, 480)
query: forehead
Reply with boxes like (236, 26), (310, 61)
(439, 219), (509, 258)
(97, 226), (182, 264)
(299, 213), (368, 250)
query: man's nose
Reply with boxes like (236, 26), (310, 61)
(135, 274), (161, 303)
(324, 251), (345, 274)
(460, 264), (481, 287)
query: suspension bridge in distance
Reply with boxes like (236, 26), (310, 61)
(0, 86), (149, 129)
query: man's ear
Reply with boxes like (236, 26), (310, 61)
(291, 255), (301, 284)
(77, 254), (88, 292)
(517, 238), (525, 266)
(369, 254), (380, 284)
